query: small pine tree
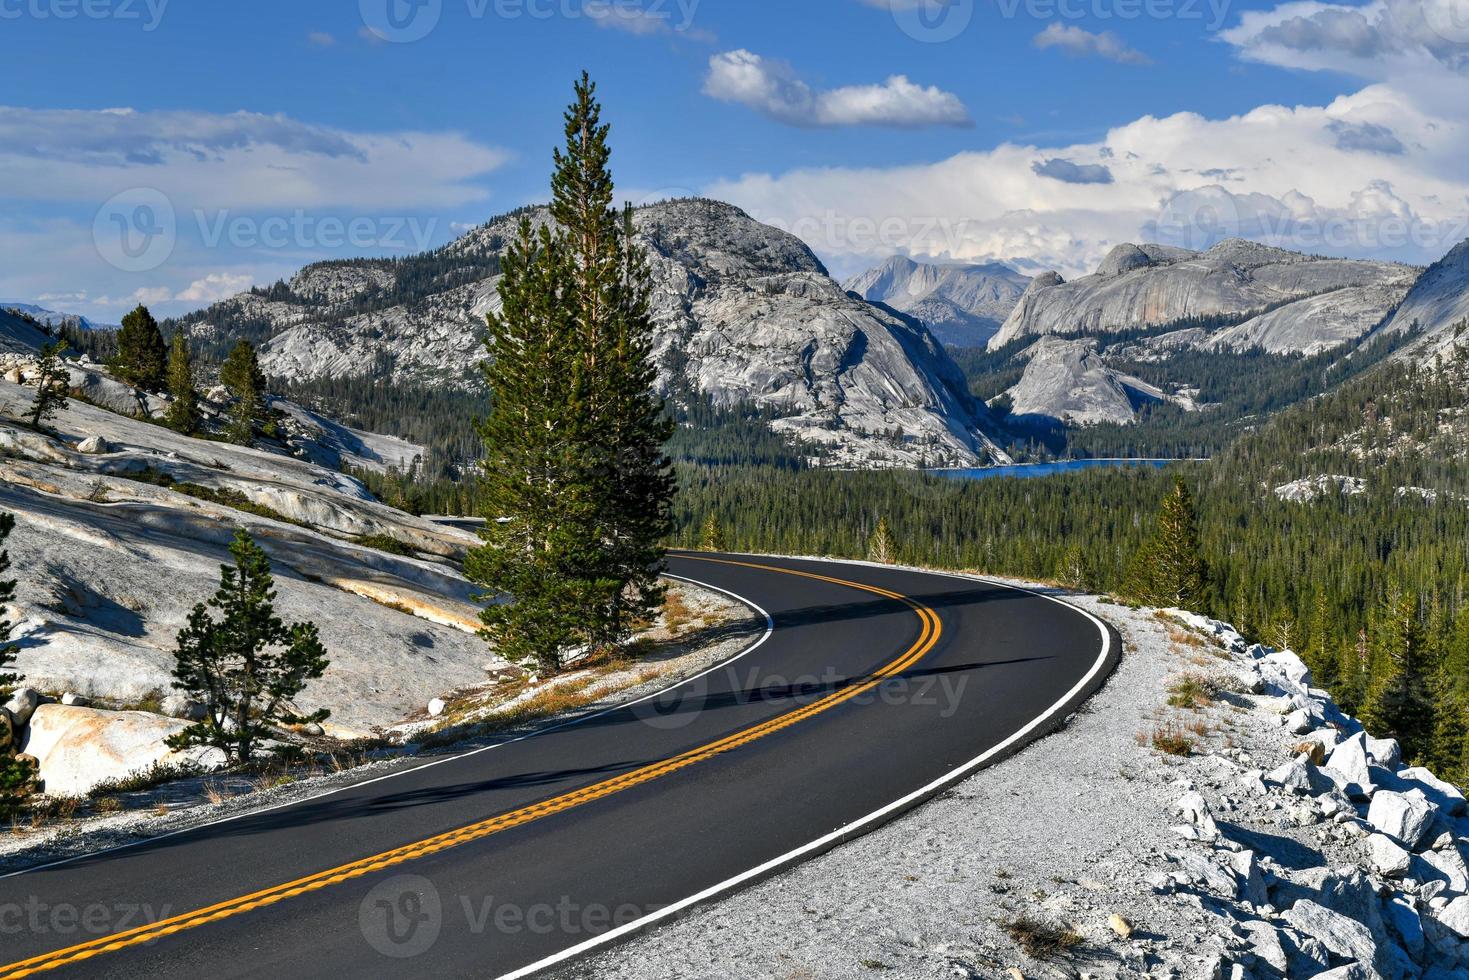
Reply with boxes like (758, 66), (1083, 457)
(1056, 544), (1090, 591)
(220, 340), (266, 445)
(167, 530), (330, 764)
(1305, 588), (1338, 688)
(700, 514), (728, 552)
(164, 331), (201, 435)
(27, 339), (70, 430)
(1123, 476), (1206, 608)
(112, 304), (168, 391)
(0, 512), (36, 816)
(867, 517), (896, 565)
(1360, 589), (1434, 763)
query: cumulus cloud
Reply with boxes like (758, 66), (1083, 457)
(1222, 0), (1469, 77)
(0, 106), (509, 210)
(703, 50), (972, 128)
(1329, 119), (1406, 153)
(1033, 23), (1152, 65)
(173, 272), (256, 303)
(704, 83), (1469, 278)
(1032, 157), (1116, 184)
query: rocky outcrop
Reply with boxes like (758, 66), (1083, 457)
(1002, 336), (1194, 426)
(843, 255), (1030, 348)
(990, 238), (1417, 353)
(1379, 237), (1469, 356)
(19, 704), (225, 796)
(184, 199), (1008, 469)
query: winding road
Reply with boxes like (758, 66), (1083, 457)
(0, 553), (1118, 979)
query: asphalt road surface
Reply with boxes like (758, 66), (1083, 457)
(0, 553), (1119, 980)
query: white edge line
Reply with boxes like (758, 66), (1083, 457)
(495, 558), (1115, 980)
(0, 571), (775, 881)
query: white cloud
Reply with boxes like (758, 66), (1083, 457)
(1033, 157), (1116, 184)
(703, 50), (972, 129)
(704, 82), (1469, 278)
(1033, 23), (1152, 65)
(173, 272), (256, 303)
(307, 31), (336, 46)
(0, 106), (510, 210)
(585, 1), (714, 41)
(1222, 0), (1469, 79)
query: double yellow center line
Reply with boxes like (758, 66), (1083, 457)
(0, 557), (941, 978)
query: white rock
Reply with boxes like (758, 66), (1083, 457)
(59, 692), (91, 707)
(1281, 900), (1380, 972)
(2, 687), (42, 727)
(1367, 834), (1412, 878)
(75, 435), (111, 454)
(1286, 709), (1317, 735)
(1419, 847), (1469, 894)
(1399, 767), (1467, 817)
(1436, 895), (1469, 938)
(161, 694), (208, 721)
(427, 698), (447, 718)
(1326, 733), (1376, 801)
(1266, 753), (1318, 795)
(1175, 791), (1220, 841)
(1368, 789), (1437, 851)
(1240, 920), (1287, 972)
(1384, 894), (1424, 960)
(19, 703), (224, 796)
(1365, 736), (1403, 771)
(1228, 849), (1268, 906)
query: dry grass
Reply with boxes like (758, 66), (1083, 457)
(203, 781), (234, 805)
(1003, 915), (1084, 959)
(1166, 673), (1216, 710)
(662, 591), (695, 634)
(1148, 722), (1196, 757)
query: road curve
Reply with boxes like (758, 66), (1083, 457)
(0, 553), (1119, 980)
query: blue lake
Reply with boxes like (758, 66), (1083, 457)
(934, 458), (1184, 482)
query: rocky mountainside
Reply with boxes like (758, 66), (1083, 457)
(1004, 337), (1197, 426)
(182, 199), (1009, 469)
(1, 303), (116, 333)
(1379, 238), (1469, 356)
(843, 256), (1030, 348)
(991, 239), (1418, 353)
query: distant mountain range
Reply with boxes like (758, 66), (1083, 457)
(178, 200), (1010, 469)
(1, 302), (118, 333)
(842, 256), (1030, 348)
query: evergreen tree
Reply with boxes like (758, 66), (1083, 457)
(700, 514), (728, 552)
(466, 74), (673, 672)
(0, 512), (36, 816)
(465, 217), (606, 673)
(551, 74), (674, 648)
(220, 340), (266, 445)
(1306, 588), (1338, 688)
(1361, 588), (1435, 763)
(867, 517), (896, 565)
(27, 339), (70, 430)
(1055, 544), (1091, 591)
(112, 304), (168, 391)
(167, 530), (330, 764)
(1431, 612), (1469, 780)
(1123, 476), (1206, 608)
(164, 331), (201, 435)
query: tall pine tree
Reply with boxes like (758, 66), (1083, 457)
(220, 340), (265, 445)
(27, 339), (70, 431)
(467, 74), (673, 672)
(112, 304), (168, 391)
(1124, 476), (1207, 608)
(1361, 587), (1435, 763)
(165, 331), (201, 435)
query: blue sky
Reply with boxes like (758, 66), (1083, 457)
(3, 0), (1466, 319)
